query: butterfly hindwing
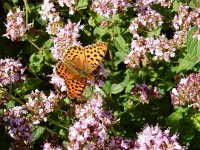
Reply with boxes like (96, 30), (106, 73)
(65, 78), (87, 99)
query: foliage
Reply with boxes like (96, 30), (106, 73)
(0, 0), (200, 149)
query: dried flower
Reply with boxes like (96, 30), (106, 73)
(104, 136), (135, 149)
(91, 0), (131, 17)
(171, 73), (200, 109)
(9, 140), (30, 150)
(0, 88), (9, 105)
(134, 124), (185, 150)
(0, 58), (26, 87)
(131, 83), (162, 104)
(129, 8), (163, 38)
(50, 20), (84, 59)
(43, 142), (64, 150)
(57, 0), (77, 15)
(26, 89), (59, 124)
(3, 106), (33, 144)
(89, 63), (109, 87)
(40, 0), (62, 35)
(67, 94), (114, 149)
(135, 0), (173, 10)
(3, 8), (32, 41)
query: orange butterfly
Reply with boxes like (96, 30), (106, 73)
(55, 42), (108, 99)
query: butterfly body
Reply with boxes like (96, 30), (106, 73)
(62, 60), (93, 79)
(55, 42), (108, 99)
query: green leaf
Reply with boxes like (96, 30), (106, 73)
(29, 50), (53, 73)
(77, 0), (88, 10)
(88, 15), (96, 27)
(189, 0), (200, 8)
(43, 39), (53, 48)
(166, 107), (187, 128)
(114, 50), (128, 66)
(103, 81), (112, 95)
(113, 25), (121, 35)
(191, 113), (200, 132)
(111, 84), (124, 94)
(32, 126), (45, 142)
(113, 35), (128, 52)
(6, 101), (15, 109)
(21, 78), (44, 93)
(172, 0), (179, 12)
(175, 26), (200, 73)
(93, 27), (109, 39)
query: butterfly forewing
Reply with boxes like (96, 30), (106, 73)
(55, 61), (75, 80)
(83, 42), (108, 73)
(62, 45), (85, 70)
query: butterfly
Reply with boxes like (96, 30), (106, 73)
(55, 42), (108, 99)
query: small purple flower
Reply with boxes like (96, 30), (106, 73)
(3, 106), (33, 144)
(131, 83), (162, 103)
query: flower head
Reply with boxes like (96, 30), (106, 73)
(40, 0), (62, 35)
(50, 20), (84, 59)
(131, 83), (162, 104)
(26, 89), (59, 124)
(3, 106), (33, 144)
(3, 8), (32, 41)
(0, 58), (26, 87)
(134, 124), (185, 150)
(171, 73), (200, 109)
(91, 0), (130, 17)
(57, 0), (77, 15)
(67, 94), (114, 149)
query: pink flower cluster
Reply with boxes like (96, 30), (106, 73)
(131, 83), (162, 104)
(50, 20), (84, 59)
(125, 3), (200, 70)
(0, 58), (26, 87)
(134, 125), (185, 150)
(25, 89), (59, 124)
(40, 0), (78, 35)
(171, 73), (200, 109)
(172, 4), (200, 41)
(67, 94), (114, 149)
(40, 0), (62, 35)
(129, 8), (163, 39)
(91, 0), (131, 17)
(3, 8), (32, 41)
